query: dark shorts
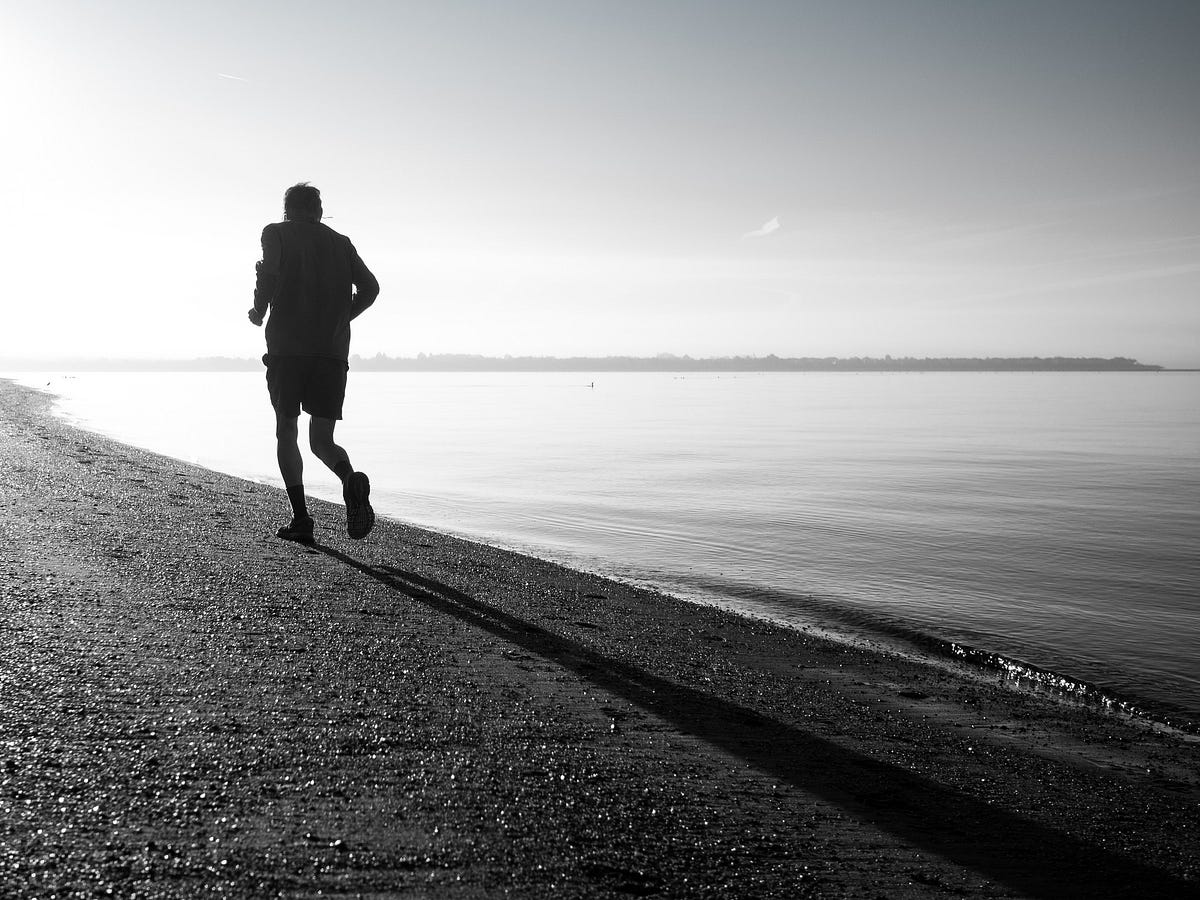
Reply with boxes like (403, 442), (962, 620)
(264, 354), (349, 420)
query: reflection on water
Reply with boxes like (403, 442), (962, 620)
(19, 370), (1200, 723)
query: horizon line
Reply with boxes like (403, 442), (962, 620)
(0, 353), (1176, 372)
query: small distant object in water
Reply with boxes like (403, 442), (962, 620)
(589, 381), (594, 388)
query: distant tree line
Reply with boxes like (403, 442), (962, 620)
(0, 354), (1164, 372)
(346, 353), (1162, 372)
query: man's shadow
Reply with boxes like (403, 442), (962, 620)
(312, 543), (1191, 899)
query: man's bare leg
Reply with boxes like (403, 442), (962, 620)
(275, 413), (313, 543)
(310, 416), (374, 539)
(308, 416), (350, 475)
(277, 413), (303, 487)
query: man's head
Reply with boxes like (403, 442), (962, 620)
(283, 183), (322, 222)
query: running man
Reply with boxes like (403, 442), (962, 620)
(248, 183), (380, 544)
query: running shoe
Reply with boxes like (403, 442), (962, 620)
(277, 515), (315, 545)
(344, 471), (375, 540)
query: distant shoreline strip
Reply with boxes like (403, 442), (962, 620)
(0, 355), (1167, 373)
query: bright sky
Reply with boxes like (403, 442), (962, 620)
(3, 0), (1198, 365)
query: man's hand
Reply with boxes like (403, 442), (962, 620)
(248, 308), (264, 327)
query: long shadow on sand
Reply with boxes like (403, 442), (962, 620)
(315, 544), (1191, 899)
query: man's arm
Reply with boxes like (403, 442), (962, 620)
(248, 225), (282, 326)
(348, 248), (380, 322)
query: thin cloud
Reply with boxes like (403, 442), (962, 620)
(746, 285), (801, 302)
(1031, 233), (1200, 269)
(743, 216), (780, 239)
(959, 262), (1200, 306)
(217, 73), (249, 82)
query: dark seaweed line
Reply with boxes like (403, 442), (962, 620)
(937, 638), (1198, 735)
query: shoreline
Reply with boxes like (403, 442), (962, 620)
(614, 570), (1200, 738)
(434, 536), (1200, 739)
(1, 377), (1197, 896)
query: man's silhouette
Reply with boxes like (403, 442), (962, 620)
(248, 183), (380, 544)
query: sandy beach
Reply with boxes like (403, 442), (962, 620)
(1, 378), (1196, 899)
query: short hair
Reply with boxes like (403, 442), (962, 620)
(283, 183), (322, 220)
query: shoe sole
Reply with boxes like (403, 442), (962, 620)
(345, 472), (375, 540)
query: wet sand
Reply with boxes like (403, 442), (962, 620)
(1, 378), (1197, 898)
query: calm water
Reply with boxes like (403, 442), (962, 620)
(14, 371), (1200, 723)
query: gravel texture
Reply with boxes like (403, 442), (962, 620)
(1, 378), (1197, 899)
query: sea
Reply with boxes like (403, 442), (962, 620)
(11, 370), (1200, 728)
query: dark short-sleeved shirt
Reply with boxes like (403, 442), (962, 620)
(252, 220), (379, 361)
